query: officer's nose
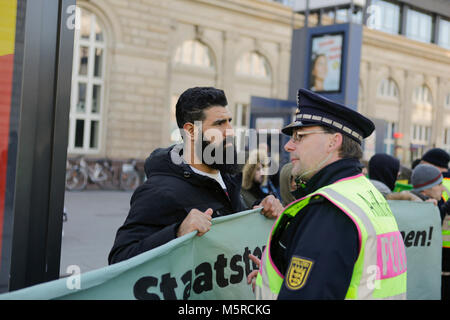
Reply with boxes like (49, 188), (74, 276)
(284, 138), (296, 152)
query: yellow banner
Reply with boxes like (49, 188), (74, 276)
(0, 0), (18, 56)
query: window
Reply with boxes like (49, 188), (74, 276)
(377, 78), (399, 98)
(439, 19), (450, 49)
(336, 8), (350, 23)
(413, 85), (432, 105)
(369, 0), (400, 35)
(383, 121), (398, 155)
(406, 9), (432, 44)
(69, 8), (106, 153)
(174, 40), (214, 69)
(236, 51), (271, 79)
(411, 124), (431, 144)
(444, 128), (450, 154)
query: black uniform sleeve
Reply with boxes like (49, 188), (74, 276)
(277, 200), (359, 300)
(108, 184), (182, 264)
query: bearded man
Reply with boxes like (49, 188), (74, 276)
(109, 87), (283, 264)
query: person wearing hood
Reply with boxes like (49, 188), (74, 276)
(367, 153), (420, 201)
(368, 153), (400, 197)
(108, 87), (283, 264)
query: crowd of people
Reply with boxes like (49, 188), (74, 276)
(108, 86), (449, 300)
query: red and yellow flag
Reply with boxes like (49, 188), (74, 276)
(0, 0), (18, 262)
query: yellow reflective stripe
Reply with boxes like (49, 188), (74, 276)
(255, 273), (262, 286)
(372, 272), (407, 299)
(441, 179), (450, 201)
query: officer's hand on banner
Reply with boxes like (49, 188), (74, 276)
(247, 254), (261, 293)
(176, 208), (213, 237)
(254, 195), (283, 219)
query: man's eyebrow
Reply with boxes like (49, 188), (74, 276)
(213, 117), (232, 125)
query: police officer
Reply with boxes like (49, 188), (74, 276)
(250, 89), (407, 300)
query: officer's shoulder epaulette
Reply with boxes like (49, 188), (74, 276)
(309, 195), (325, 205)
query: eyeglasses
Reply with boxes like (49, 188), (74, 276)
(290, 130), (327, 143)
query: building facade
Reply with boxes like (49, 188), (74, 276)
(68, 0), (450, 165)
(69, 0), (295, 160)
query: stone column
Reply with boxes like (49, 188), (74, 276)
(398, 70), (414, 164)
(220, 30), (239, 112)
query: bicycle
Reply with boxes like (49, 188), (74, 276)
(119, 159), (142, 191)
(65, 156), (88, 191)
(65, 156), (115, 190)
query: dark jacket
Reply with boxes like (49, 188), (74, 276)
(271, 158), (360, 299)
(108, 144), (247, 264)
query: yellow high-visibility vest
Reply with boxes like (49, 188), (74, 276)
(255, 174), (407, 300)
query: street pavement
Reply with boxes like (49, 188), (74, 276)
(60, 190), (133, 277)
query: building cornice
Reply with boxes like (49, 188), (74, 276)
(188, 0), (304, 27)
(363, 27), (450, 66)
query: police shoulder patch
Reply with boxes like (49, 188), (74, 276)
(285, 256), (314, 291)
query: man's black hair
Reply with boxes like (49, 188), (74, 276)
(175, 87), (228, 129)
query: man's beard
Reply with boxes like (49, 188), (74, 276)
(195, 136), (242, 175)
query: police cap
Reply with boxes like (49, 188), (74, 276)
(282, 89), (375, 144)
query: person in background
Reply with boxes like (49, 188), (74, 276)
(241, 149), (279, 208)
(368, 153), (400, 197)
(419, 148), (450, 300)
(360, 159), (369, 177)
(279, 162), (297, 206)
(410, 164), (446, 206)
(411, 158), (421, 170)
(421, 148), (450, 177)
(397, 165), (412, 184)
(368, 153), (419, 201)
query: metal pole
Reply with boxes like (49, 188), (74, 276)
(8, 0), (74, 291)
(305, 0), (310, 28)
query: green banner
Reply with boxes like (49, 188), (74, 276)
(0, 208), (273, 300)
(387, 200), (442, 300)
(0, 201), (443, 300)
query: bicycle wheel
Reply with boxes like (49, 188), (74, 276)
(96, 168), (115, 190)
(120, 171), (140, 191)
(66, 168), (88, 191)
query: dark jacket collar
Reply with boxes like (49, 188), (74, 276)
(144, 143), (242, 196)
(292, 158), (363, 199)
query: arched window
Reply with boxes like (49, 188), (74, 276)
(377, 78), (399, 98)
(413, 85), (432, 105)
(69, 8), (106, 153)
(235, 51), (271, 79)
(174, 40), (214, 69)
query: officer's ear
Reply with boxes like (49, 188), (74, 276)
(328, 132), (343, 153)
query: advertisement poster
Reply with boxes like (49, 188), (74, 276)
(309, 33), (343, 93)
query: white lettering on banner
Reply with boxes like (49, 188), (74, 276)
(66, 265), (81, 290)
